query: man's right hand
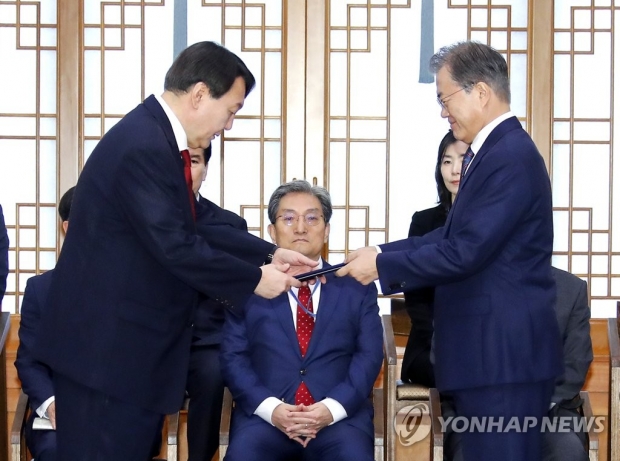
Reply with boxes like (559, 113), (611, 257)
(47, 401), (57, 429)
(254, 263), (302, 299)
(272, 403), (316, 447)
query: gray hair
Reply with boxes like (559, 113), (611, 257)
(267, 180), (333, 224)
(429, 41), (511, 104)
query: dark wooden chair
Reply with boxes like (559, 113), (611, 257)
(608, 305), (620, 461)
(9, 390), (29, 461)
(381, 313), (435, 461)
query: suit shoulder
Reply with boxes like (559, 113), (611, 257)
(409, 205), (446, 237)
(26, 270), (54, 290)
(552, 267), (587, 291)
(411, 205), (445, 226)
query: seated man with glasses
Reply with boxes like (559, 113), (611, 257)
(220, 180), (383, 461)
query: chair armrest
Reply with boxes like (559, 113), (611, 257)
(10, 391), (28, 446)
(381, 314), (397, 367)
(166, 410), (179, 447)
(429, 388), (444, 450)
(609, 317), (620, 368)
(579, 391), (599, 451)
(220, 387), (233, 446)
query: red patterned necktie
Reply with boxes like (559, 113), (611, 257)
(461, 147), (475, 180)
(295, 286), (315, 406)
(179, 149), (196, 220)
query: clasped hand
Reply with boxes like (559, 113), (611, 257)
(272, 402), (333, 447)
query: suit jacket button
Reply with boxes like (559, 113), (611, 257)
(400, 282), (406, 288)
(300, 369), (306, 376)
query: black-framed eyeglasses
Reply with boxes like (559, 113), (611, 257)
(437, 87), (467, 110)
(276, 213), (324, 227)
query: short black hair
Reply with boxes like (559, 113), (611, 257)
(164, 41), (256, 99)
(430, 41), (510, 104)
(205, 144), (212, 164)
(58, 187), (75, 222)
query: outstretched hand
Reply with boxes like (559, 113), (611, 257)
(272, 248), (326, 285)
(335, 246), (379, 285)
(272, 248), (317, 275)
(254, 263), (301, 299)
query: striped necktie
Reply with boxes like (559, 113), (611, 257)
(461, 147), (475, 180)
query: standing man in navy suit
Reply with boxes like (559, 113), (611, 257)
(15, 186), (75, 461)
(33, 42), (317, 461)
(221, 180), (383, 461)
(338, 41), (563, 461)
(186, 145), (249, 461)
(0, 203), (8, 305)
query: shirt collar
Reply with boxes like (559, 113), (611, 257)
(470, 111), (514, 155)
(154, 93), (188, 152)
(290, 258), (324, 295)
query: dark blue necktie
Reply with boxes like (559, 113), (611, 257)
(461, 147), (474, 180)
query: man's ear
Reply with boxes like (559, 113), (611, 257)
(475, 82), (491, 106)
(324, 223), (330, 242)
(62, 220), (69, 235)
(190, 82), (209, 109)
(267, 224), (277, 243)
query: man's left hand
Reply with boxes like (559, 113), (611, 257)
(336, 247), (379, 285)
(285, 403), (334, 439)
(272, 248), (326, 284)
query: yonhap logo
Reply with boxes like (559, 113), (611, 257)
(394, 403), (432, 446)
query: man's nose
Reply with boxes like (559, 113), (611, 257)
(294, 217), (307, 232)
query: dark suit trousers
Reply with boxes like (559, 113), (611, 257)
(186, 344), (224, 461)
(448, 379), (555, 461)
(53, 373), (164, 461)
(224, 416), (373, 461)
(446, 398), (588, 461)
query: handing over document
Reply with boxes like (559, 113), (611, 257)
(294, 262), (347, 281)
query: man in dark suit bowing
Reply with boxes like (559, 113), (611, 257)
(221, 180), (383, 461)
(338, 41), (563, 461)
(185, 144), (250, 461)
(33, 41), (317, 461)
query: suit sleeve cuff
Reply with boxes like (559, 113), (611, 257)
(321, 397), (347, 425)
(36, 396), (55, 418)
(254, 397), (282, 425)
(264, 245), (278, 265)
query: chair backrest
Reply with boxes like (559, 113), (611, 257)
(583, 318), (611, 461)
(608, 305), (620, 461)
(5, 314), (25, 461)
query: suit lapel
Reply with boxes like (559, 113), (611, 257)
(143, 95), (195, 227)
(445, 116), (523, 230)
(143, 95), (180, 156)
(305, 270), (342, 358)
(273, 294), (303, 358)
